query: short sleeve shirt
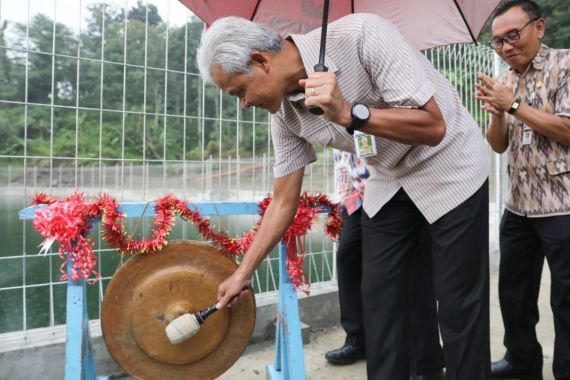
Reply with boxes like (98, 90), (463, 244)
(498, 44), (570, 217)
(271, 13), (489, 223)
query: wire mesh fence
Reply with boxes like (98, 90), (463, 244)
(0, 0), (337, 337)
(0, 0), (502, 340)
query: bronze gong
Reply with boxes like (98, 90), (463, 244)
(101, 240), (256, 379)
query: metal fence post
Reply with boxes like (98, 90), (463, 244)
(493, 52), (504, 225)
(266, 243), (306, 380)
(64, 258), (108, 380)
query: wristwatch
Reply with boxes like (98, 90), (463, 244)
(347, 103), (370, 135)
(507, 98), (521, 114)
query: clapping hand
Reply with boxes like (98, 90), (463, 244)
(475, 72), (515, 116)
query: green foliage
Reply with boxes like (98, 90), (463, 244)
(6, 1), (565, 166)
(127, 1), (163, 26)
(539, 0), (570, 48)
(0, 2), (270, 166)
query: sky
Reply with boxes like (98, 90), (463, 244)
(0, 0), (196, 31)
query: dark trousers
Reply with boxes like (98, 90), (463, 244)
(336, 207), (444, 375)
(361, 182), (490, 380)
(499, 210), (570, 379)
(409, 226), (445, 377)
(336, 207), (367, 348)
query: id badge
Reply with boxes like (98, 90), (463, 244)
(522, 126), (533, 145)
(354, 131), (377, 158)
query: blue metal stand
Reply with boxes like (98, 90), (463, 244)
(20, 201), (308, 380)
(64, 261), (108, 380)
(266, 243), (306, 380)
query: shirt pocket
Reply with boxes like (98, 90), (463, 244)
(303, 121), (334, 148)
(546, 155), (570, 176)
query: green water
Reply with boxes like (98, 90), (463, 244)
(0, 194), (334, 334)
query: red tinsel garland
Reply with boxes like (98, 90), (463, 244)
(31, 192), (342, 292)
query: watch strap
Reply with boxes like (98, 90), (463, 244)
(507, 98), (521, 114)
(347, 103), (370, 135)
(349, 117), (365, 131)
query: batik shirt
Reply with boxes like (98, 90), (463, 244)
(498, 44), (570, 217)
(333, 150), (369, 215)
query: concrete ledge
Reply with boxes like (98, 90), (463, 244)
(0, 285), (340, 380)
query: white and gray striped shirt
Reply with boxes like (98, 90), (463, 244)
(272, 13), (489, 223)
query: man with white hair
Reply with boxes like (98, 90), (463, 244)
(198, 14), (490, 380)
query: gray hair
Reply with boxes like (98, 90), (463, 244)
(197, 17), (283, 84)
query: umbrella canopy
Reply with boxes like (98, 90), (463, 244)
(179, 0), (500, 51)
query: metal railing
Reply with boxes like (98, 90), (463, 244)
(0, 0), (336, 340)
(0, 0), (503, 343)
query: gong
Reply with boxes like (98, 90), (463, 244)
(101, 240), (256, 380)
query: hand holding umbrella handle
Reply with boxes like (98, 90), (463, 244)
(308, 0), (330, 116)
(308, 63), (329, 116)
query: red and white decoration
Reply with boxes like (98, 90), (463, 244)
(32, 193), (342, 293)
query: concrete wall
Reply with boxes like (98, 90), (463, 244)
(0, 286), (340, 380)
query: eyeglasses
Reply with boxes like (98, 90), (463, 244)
(489, 18), (538, 50)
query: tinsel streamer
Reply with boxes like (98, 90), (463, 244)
(31, 192), (342, 290)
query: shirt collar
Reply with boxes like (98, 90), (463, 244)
(285, 34), (339, 102)
(510, 44), (549, 77)
(531, 43), (549, 70)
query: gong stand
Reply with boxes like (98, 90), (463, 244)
(19, 201), (314, 380)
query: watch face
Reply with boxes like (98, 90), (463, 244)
(508, 99), (521, 114)
(353, 104), (370, 120)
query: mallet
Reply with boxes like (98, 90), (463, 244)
(165, 287), (249, 344)
(165, 303), (219, 344)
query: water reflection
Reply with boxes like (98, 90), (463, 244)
(0, 192), (334, 334)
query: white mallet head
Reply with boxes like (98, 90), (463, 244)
(165, 313), (201, 344)
(165, 290), (247, 344)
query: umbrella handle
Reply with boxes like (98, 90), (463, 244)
(308, 0), (330, 116)
(308, 63), (328, 116)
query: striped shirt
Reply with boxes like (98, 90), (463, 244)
(272, 13), (489, 223)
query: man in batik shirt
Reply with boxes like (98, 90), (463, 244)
(477, 1), (570, 379)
